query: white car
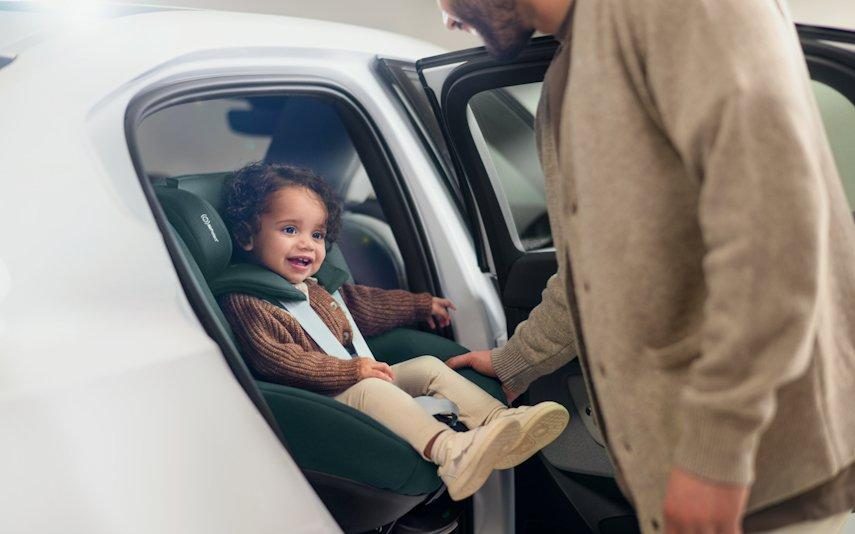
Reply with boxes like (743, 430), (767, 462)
(1, 3), (853, 533)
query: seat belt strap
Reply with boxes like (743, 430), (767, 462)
(331, 290), (373, 359)
(278, 291), (459, 419)
(278, 298), (355, 361)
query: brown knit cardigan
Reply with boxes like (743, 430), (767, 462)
(220, 280), (434, 395)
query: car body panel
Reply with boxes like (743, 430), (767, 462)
(0, 8), (509, 533)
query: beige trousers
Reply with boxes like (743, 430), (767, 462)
(334, 355), (506, 460)
(756, 512), (851, 533)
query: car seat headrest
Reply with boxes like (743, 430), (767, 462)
(155, 186), (232, 281)
(166, 172), (233, 212)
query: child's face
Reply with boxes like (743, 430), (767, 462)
(242, 185), (328, 285)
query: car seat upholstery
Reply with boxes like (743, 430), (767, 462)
(153, 179), (505, 532)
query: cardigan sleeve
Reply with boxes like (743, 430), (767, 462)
(491, 272), (581, 396)
(220, 293), (360, 395)
(338, 283), (434, 337)
(631, 0), (824, 486)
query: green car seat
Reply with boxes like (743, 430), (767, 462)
(152, 173), (504, 532)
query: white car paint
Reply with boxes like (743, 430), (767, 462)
(0, 7), (508, 534)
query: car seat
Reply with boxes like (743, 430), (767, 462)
(152, 175), (505, 532)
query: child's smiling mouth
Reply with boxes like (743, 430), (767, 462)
(288, 256), (313, 270)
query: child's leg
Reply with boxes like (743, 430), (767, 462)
(391, 355), (506, 429)
(335, 372), (523, 501)
(392, 356), (570, 471)
(334, 377), (449, 460)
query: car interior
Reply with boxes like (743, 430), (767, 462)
(133, 92), (507, 533)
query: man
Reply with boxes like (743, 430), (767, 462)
(437, 0), (855, 532)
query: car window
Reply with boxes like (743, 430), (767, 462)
(136, 95), (374, 205)
(813, 80), (855, 210)
(464, 78), (855, 255)
(467, 82), (549, 251)
(137, 98), (271, 179)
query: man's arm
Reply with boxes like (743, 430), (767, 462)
(632, 0), (824, 489)
(447, 271), (580, 400)
(492, 271), (581, 395)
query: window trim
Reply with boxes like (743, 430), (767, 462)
(374, 57), (492, 272)
(440, 61), (553, 286)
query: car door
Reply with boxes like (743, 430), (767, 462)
(382, 23), (855, 534)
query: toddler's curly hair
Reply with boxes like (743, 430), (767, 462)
(221, 162), (342, 248)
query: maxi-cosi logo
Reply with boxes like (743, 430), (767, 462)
(200, 214), (219, 243)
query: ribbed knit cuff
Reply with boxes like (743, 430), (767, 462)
(340, 357), (362, 383)
(673, 406), (761, 486)
(491, 342), (540, 398)
(414, 292), (435, 323)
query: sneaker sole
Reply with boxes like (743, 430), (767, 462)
(445, 418), (521, 501)
(495, 403), (570, 470)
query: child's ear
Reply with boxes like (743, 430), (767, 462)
(236, 224), (254, 251)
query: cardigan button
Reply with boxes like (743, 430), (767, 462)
(570, 202), (578, 215)
(331, 301), (338, 309)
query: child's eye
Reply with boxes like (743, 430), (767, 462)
(283, 226), (298, 235)
(312, 231), (326, 241)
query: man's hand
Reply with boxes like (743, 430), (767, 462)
(446, 350), (521, 403)
(427, 297), (456, 329)
(663, 468), (749, 534)
(356, 357), (395, 382)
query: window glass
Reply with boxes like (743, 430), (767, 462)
(136, 95), (373, 205)
(467, 82), (550, 251)
(812, 81), (855, 210)
(137, 98), (272, 179)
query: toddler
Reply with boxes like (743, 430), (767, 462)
(220, 162), (569, 501)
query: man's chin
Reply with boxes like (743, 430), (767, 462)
(484, 31), (535, 61)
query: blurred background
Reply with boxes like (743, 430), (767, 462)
(101, 0), (855, 52)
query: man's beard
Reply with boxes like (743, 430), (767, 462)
(453, 0), (535, 60)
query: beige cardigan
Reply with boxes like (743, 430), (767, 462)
(492, 0), (855, 530)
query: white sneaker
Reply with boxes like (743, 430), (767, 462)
(491, 401), (570, 469)
(432, 417), (521, 501)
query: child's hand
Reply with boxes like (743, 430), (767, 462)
(427, 297), (457, 329)
(356, 357), (395, 382)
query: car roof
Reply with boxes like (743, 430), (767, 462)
(0, 1), (445, 64)
(0, 1), (184, 53)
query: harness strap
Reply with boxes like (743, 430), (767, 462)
(279, 297), (354, 360)
(331, 290), (374, 359)
(279, 291), (459, 419)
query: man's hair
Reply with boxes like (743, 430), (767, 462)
(221, 162), (343, 248)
